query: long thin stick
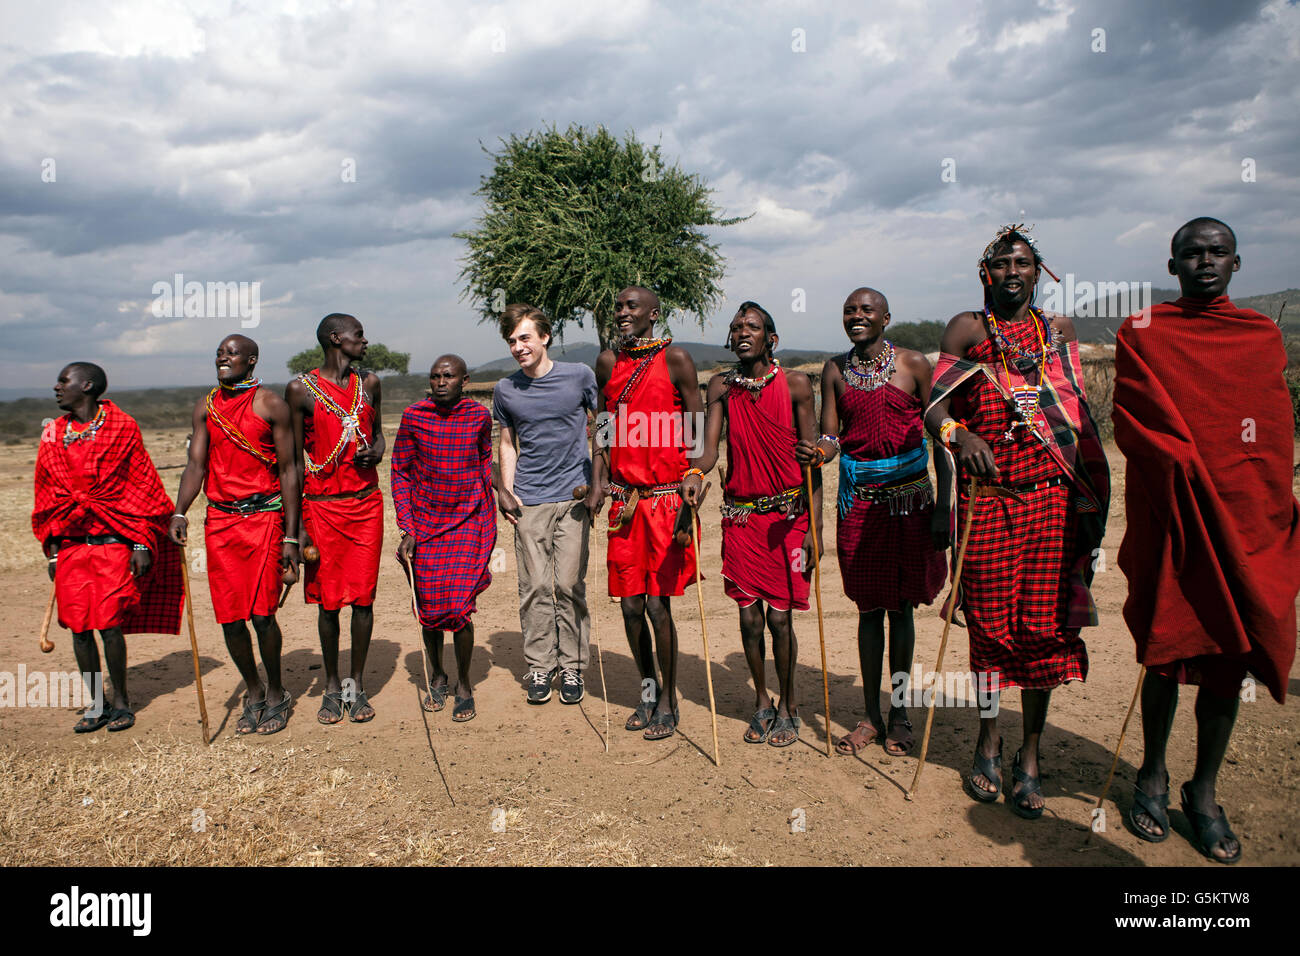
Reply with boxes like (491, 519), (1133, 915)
(178, 552), (211, 746)
(689, 505), (721, 767)
(39, 580), (57, 653)
(908, 477), (979, 798)
(590, 514), (610, 752)
(402, 554), (456, 806)
(804, 465), (831, 757)
(401, 556), (439, 715)
(1085, 665), (1147, 844)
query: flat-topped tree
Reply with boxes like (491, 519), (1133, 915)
(456, 124), (747, 350)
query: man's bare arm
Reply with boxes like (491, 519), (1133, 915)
(168, 397), (211, 545)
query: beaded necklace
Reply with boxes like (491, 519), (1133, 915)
(299, 370), (370, 473)
(983, 307), (1051, 438)
(623, 336), (672, 357)
(724, 357), (780, 393)
(614, 338), (671, 408)
(206, 388), (275, 465)
(843, 341), (895, 393)
(63, 404), (106, 447)
(219, 376), (261, 392)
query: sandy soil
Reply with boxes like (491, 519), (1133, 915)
(1, 425), (1297, 867)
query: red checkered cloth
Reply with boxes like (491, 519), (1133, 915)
(948, 332), (1089, 691)
(391, 398), (497, 630)
(32, 401), (183, 635)
(836, 381), (946, 612)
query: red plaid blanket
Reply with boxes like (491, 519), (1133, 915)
(33, 401), (183, 635)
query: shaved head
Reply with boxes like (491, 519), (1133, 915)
(220, 334), (259, 358)
(64, 361), (107, 398)
(846, 287), (889, 313)
(1171, 217), (1236, 255)
(317, 312), (358, 349)
(620, 286), (661, 312)
(431, 354), (468, 376)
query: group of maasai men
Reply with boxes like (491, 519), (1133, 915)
(31, 217), (1298, 864)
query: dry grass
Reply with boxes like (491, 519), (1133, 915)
(0, 738), (751, 867)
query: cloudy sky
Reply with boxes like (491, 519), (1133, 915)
(1, 0), (1297, 396)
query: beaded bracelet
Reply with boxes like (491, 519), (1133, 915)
(939, 420), (968, 445)
(818, 434), (840, 448)
(283, 537), (300, 545)
(131, 543), (150, 553)
(682, 467), (704, 481)
(172, 513), (188, 522)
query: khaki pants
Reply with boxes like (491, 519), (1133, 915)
(516, 500), (590, 672)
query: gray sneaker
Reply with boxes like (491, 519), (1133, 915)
(526, 669), (555, 704)
(559, 668), (584, 704)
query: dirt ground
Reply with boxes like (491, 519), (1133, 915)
(1, 424), (1297, 867)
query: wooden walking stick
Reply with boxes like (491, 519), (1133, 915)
(908, 476), (979, 798)
(178, 551), (211, 746)
(688, 497), (721, 767)
(1084, 665), (1147, 845)
(590, 506), (611, 753)
(400, 555), (438, 711)
(573, 484), (612, 752)
(804, 464), (832, 757)
(39, 580), (57, 653)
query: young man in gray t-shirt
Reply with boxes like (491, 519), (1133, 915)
(493, 304), (599, 704)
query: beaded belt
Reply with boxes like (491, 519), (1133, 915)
(208, 492), (283, 515)
(720, 486), (805, 525)
(961, 474), (1065, 499)
(304, 485), (379, 503)
(58, 534), (129, 546)
(608, 480), (680, 502)
(607, 479), (681, 531)
(850, 474), (934, 516)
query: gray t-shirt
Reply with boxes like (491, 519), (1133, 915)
(492, 361), (598, 505)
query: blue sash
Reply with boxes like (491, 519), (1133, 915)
(838, 439), (930, 518)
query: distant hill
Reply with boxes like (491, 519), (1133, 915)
(1070, 287), (1298, 342)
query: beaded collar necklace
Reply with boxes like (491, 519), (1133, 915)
(63, 403), (107, 447)
(843, 341), (895, 393)
(724, 358), (780, 393)
(622, 336), (671, 357)
(219, 376), (261, 392)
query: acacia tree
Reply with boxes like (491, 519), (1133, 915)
(456, 124), (746, 349)
(287, 343), (410, 375)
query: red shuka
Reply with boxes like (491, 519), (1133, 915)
(1114, 297), (1299, 703)
(721, 368), (810, 611)
(204, 387), (284, 624)
(32, 401), (183, 634)
(301, 369), (382, 610)
(604, 346), (697, 597)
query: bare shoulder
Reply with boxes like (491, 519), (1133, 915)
(940, 311), (983, 355)
(254, 385), (288, 420)
(594, 349), (616, 381)
(665, 344), (698, 371)
(284, 376), (309, 406)
(1043, 310), (1077, 342)
(896, 348), (933, 373)
(784, 368), (814, 400)
(362, 371), (382, 393)
(705, 371), (729, 400)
